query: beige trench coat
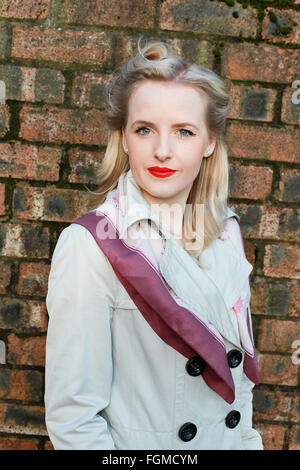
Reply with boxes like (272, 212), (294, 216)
(44, 169), (263, 450)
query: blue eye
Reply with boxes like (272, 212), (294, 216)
(179, 129), (194, 137)
(135, 127), (150, 135)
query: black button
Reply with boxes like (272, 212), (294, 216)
(178, 422), (197, 442)
(227, 349), (243, 368)
(185, 356), (206, 376)
(225, 410), (241, 429)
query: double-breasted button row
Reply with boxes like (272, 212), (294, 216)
(185, 350), (242, 378)
(178, 411), (241, 441)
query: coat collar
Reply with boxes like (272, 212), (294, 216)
(100, 169), (253, 349)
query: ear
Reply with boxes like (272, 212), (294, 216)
(203, 136), (217, 158)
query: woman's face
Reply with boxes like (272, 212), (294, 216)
(122, 79), (216, 207)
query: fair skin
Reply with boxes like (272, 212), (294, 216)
(122, 79), (216, 246)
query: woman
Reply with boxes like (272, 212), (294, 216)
(44, 38), (263, 450)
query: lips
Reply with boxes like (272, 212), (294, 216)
(148, 167), (177, 178)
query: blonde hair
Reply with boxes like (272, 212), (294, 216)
(85, 36), (231, 258)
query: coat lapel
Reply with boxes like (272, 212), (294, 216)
(159, 232), (253, 349)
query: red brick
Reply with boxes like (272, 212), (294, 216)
(289, 425), (300, 450)
(68, 148), (105, 184)
(258, 319), (300, 353)
(0, 297), (48, 332)
(0, 259), (13, 294)
(0, 368), (42, 401)
(226, 121), (300, 163)
(253, 389), (295, 422)
(0, 223), (50, 258)
(258, 352), (299, 386)
(0, 104), (10, 137)
(0, 141), (62, 181)
(282, 84), (300, 125)
(0, 404), (47, 435)
(228, 84), (276, 122)
(264, 244), (300, 279)
(19, 106), (109, 146)
(251, 281), (300, 317)
(229, 164), (273, 200)
(277, 169), (300, 203)
(262, 8), (300, 45)
(0, 0), (50, 20)
(229, 203), (300, 243)
(255, 423), (286, 450)
(160, 0), (257, 38)
(17, 261), (50, 297)
(222, 43), (300, 84)
(71, 73), (113, 108)
(7, 334), (46, 366)
(0, 183), (5, 215)
(0, 436), (39, 450)
(0, 64), (65, 103)
(12, 27), (111, 66)
(59, 0), (155, 28)
(13, 185), (93, 222)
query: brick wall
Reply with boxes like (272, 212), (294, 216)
(0, 0), (299, 451)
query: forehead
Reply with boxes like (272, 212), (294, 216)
(127, 80), (207, 120)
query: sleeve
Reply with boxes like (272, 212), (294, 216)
(44, 223), (118, 450)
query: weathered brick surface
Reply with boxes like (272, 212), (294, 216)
(0, 436), (40, 450)
(258, 319), (300, 353)
(258, 353), (298, 386)
(229, 164), (273, 200)
(160, 0), (257, 38)
(0, 104), (10, 137)
(228, 84), (276, 122)
(12, 27), (111, 66)
(0, 0), (299, 452)
(0, 368), (43, 401)
(0, 298), (48, 332)
(282, 85), (300, 125)
(251, 281), (300, 317)
(0, 65), (65, 103)
(68, 148), (105, 184)
(222, 43), (300, 84)
(19, 106), (109, 145)
(7, 334), (46, 366)
(255, 423), (286, 450)
(277, 169), (300, 203)
(0, 184), (5, 216)
(0, 142), (62, 181)
(262, 8), (300, 45)
(226, 122), (300, 163)
(13, 185), (93, 222)
(58, 0), (156, 28)
(0, 0), (50, 20)
(264, 244), (300, 279)
(0, 404), (47, 435)
(17, 262), (50, 297)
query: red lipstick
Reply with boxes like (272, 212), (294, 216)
(148, 166), (177, 178)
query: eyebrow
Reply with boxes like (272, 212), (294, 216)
(131, 120), (199, 130)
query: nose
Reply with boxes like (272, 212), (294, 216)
(154, 133), (172, 161)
